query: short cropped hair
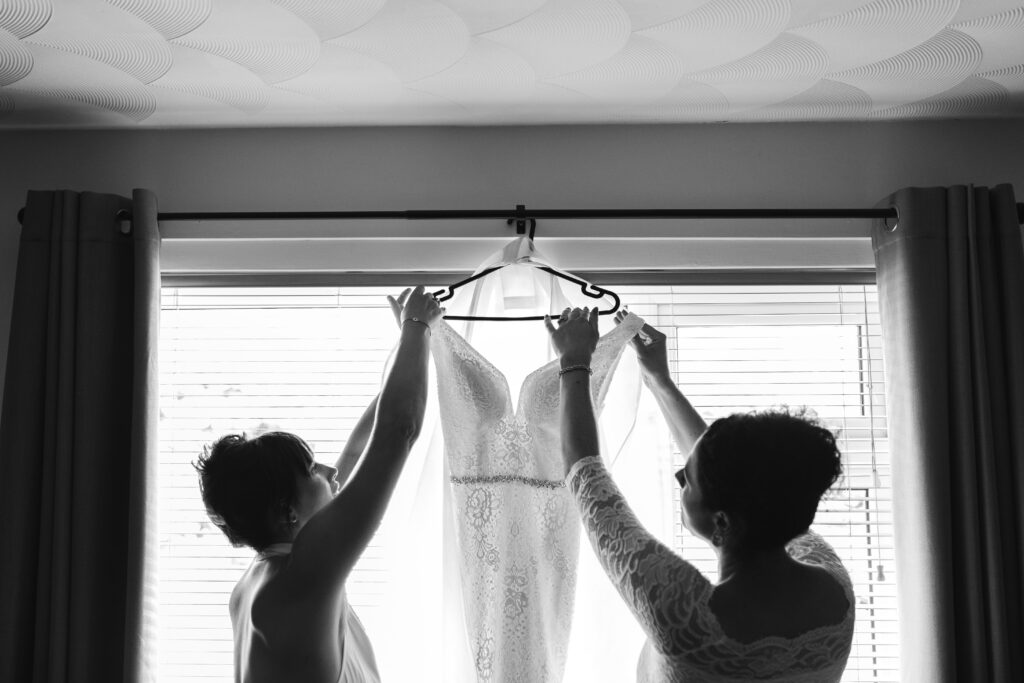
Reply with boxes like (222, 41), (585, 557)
(696, 408), (843, 550)
(194, 431), (314, 551)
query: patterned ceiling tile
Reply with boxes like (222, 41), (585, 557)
(25, 1), (172, 83)
(151, 44), (270, 113)
(790, 0), (959, 73)
(407, 37), (535, 105)
(6, 42), (156, 121)
(982, 62), (1024, 89)
(874, 74), (1009, 118)
(107, 0), (210, 41)
(616, 78), (730, 122)
(328, 0), (468, 82)
(487, 80), (595, 123)
(785, 0), (877, 30)
(0, 0), (51, 39)
(268, 0), (387, 40)
(743, 78), (874, 120)
(434, 0), (547, 35)
(832, 28), (983, 108)
(0, 0), (1022, 126)
(144, 80), (263, 127)
(480, 0), (632, 79)
(952, 6), (1024, 72)
(545, 34), (683, 103)
(0, 28), (32, 86)
(950, 0), (1024, 24)
(639, 0), (790, 73)
(615, 0), (713, 31)
(274, 43), (402, 106)
(171, 0), (321, 84)
(691, 33), (829, 82)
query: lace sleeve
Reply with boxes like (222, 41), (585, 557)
(567, 456), (715, 656)
(787, 530), (846, 573)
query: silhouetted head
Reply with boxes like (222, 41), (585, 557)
(194, 431), (339, 551)
(676, 408), (842, 552)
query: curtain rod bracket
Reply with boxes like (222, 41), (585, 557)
(883, 206), (899, 232)
(506, 204), (537, 240)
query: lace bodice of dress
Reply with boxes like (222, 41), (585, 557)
(432, 315), (644, 683)
(433, 314), (644, 480)
(567, 457), (856, 683)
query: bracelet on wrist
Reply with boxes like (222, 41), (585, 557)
(402, 318), (431, 333)
(558, 364), (593, 377)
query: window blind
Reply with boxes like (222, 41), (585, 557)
(158, 284), (896, 683)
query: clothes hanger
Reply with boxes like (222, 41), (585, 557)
(431, 207), (621, 321)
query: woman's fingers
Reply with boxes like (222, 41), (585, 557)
(543, 314), (557, 336)
(642, 323), (665, 341)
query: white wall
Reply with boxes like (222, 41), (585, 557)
(3, 120), (1024, 412)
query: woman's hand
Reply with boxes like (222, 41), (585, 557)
(614, 309), (670, 382)
(544, 307), (599, 366)
(387, 285), (445, 330)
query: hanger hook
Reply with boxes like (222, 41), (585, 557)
(506, 204), (536, 239)
(578, 282), (621, 315)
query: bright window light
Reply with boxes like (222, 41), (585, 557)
(158, 284), (896, 683)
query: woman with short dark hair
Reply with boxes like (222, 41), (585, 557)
(545, 307), (855, 682)
(195, 286), (443, 683)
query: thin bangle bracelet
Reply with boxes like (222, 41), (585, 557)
(403, 318), (431, 333)
(558, 364), (593, 376)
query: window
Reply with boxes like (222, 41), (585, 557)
(158, 283), (896, 682)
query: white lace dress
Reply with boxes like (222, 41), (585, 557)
(567, 457), (856, 683)
(432, 315), (645, 683)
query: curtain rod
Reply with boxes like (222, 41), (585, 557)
(15, 204), (1024, 225)
(153, 208), (902, 221)
(17, 205), (907, 225)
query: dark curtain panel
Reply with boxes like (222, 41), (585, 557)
(0, 190), (160, 683)
(872, 185), (1024, 682)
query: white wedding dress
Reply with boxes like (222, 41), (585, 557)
(432, 313), (645, 683)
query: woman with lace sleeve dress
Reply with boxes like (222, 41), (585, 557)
(544, 307), (855, 683)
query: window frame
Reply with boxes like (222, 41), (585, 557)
(157, 223), (889, 680)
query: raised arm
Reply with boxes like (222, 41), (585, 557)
(290, 286), (442, 587)
(546, 308), (714, 654)
(333, 394), (379, 486)
(544, 307), (601, 474)
(614, 311), (706, 454)
(568, 458), (713, 654)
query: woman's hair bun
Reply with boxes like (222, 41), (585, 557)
(696, 407), (843, 549)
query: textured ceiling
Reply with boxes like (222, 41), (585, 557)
(1, 0), (1024, 128)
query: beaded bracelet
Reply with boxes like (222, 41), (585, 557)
(558, 364), (593, 377)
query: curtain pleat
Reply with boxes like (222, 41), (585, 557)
(0, 190), (160, 683)
(872, 184), (1024, 682)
